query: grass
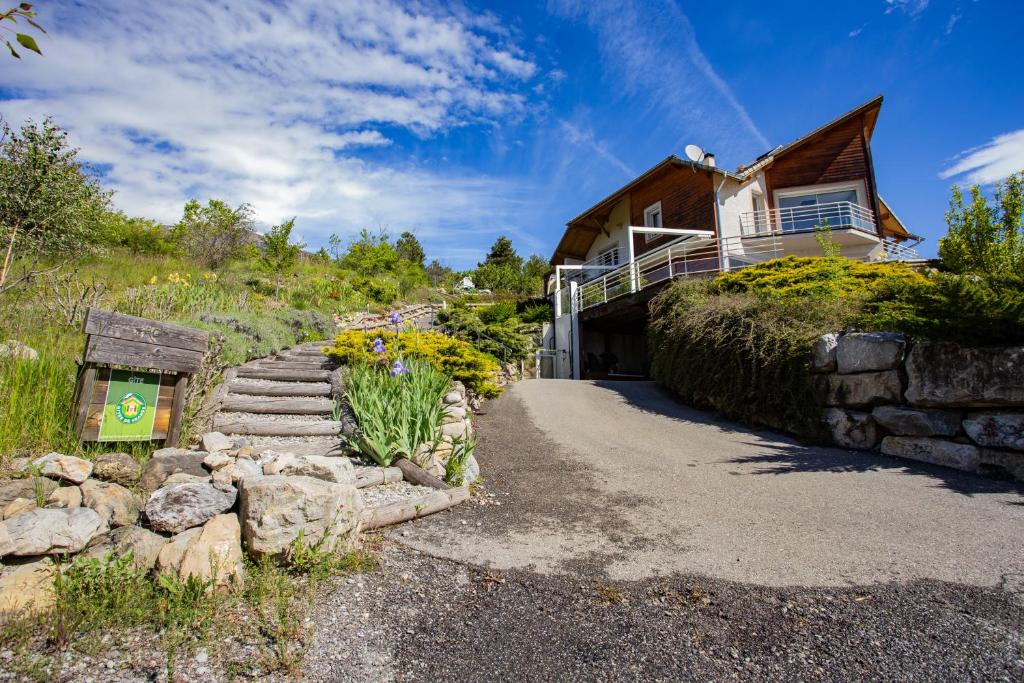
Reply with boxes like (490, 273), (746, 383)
(0, 536), (380, 680)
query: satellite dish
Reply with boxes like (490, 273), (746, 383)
(684, 144), (705, 163)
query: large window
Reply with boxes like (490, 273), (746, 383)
(643, 201), (662, 242)
(776, 187), (865, 233)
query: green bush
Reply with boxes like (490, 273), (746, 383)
(477, 300), (517, 325)
(714, 256), (927, 299)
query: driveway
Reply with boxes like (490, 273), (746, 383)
(403, 379), (1024, 588)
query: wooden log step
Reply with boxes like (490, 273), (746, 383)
(288, 348), (330, 356)
(395, 457), (450, 489)
(354, 467), (403, 489)
(258, 360), (334, 370)
(235, 367), (331, 382)
(213, 416), (344, 436)
(227, 381), (332, 397)
(362, 487), (470, 530)
(221, 395), (334, 415)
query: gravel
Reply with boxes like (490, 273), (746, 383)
(359, 481), (435, 507)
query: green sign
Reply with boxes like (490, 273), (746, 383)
(98, 369), (161, 441)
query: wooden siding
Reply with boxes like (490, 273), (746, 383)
(765, 115), (870, 203)
(629, 166), (716, 256)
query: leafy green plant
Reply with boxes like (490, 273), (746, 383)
(444, 434), (476, 486)
(343, 358), (449, 466)
(939, 170), (1023, 277)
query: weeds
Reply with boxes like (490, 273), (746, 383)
(444, 433), (476, 486)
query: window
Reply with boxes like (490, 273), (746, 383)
(751, 192), (766, 233)
(776, 186), (863, 233)
(643, 202), (662, 243)
(596, 246), (619, 266)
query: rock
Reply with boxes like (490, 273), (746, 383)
(32, 452), (93, 484)
(201, 431), (234, 453)
(978, 449), (1024, 482)
(820, 371), (902, 408)
(2, 498), (36, 519)
(235, 447), (255, 460)
(3, 507), (107, 556)
(880, 437), (980, 473)
(905, 342), (1024, 407)
(0, 339), (38, 361)
(810, 333), (839, 373)
(0, 523), (11, 556)
(238, 475), (362, 560)
(224, 458), (262, 483)
(84, 525), (167, 572)
(93, 453), (142, 487)
(835, 332), (906, 374)
(144, 483), (238, 534)
(422, 453), (446, 479)
(441, 420), (471, 440)
(822, 409), (879, 450)
(156, 527), (202, 575)
(211, 468), (233, 486)
(443, 405), (467, 420)
(80, 480), (140, 527)
(962, 413), (1024, 451)
(203, 452), (234, 471)
(139, 449), (208, 492)
(164, 472), (211, 485)
(0, 478), (56, 508)
(176, 514), (243, 587)
(263, 453), (354, 484)
(0, 559), (54, 614)
(46, 486), (82, 509)
(463, 454), (480, 485)
(871, 406), (961, 437)
(443, 391), (463, 405)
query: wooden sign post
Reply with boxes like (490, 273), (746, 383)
(72, 308), (209, 447)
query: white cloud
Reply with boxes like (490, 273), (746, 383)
(559, 120), (636, 179)
(945, 11), (962, 34)
(940, 130), (1024, 185)
(548, 0), (769, 159)
(849, 24), (867, 38)
(0, 0), (542, 266)
(885, 0), (930, 17)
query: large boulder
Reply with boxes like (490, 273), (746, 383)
(144, 482), (237, 534)
(46, 485), (82, 509)
(905, 342), (1024, 407)
(3, 507), (107, 556)
(158, 514), (243, 588)
(880, 436), (980, 473)
(238, 475), (362, 560)
(92, 452), (142, 487)
(871, 406), (962, 437)
(139, 448), (208, 492)
(809, 333), (839, 373)
(836, 332), (905, 374)
(80, 479), (141, 527)
(32, 452), (93, 484)
(263, 453), (354, 484)
(84, 525), (167, 572)
(0, 478), (56, 508)
(201, 431), (234, 453)
(962, 413), (1024, 451)
(820, 371), (902, 408)
(978, 450), (1024, 482)
(823, 408), (879, 450)
(2, 498), (36, 519)
(0, 558), (54, 615)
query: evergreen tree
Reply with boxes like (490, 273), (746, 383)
(479, 235), (522, 270)
(396, 231), (425, 266)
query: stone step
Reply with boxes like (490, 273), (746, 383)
(222, 395), (334, 415)
(227, 381), (332, 397)
(236, 367), (331, 382)
(213, 416), (344, 436)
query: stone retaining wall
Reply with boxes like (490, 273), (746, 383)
(813, 332), (1024, 481)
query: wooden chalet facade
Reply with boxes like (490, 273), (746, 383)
(545, 96), (922, 380)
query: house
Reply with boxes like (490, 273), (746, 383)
(545, 96), (922, 380)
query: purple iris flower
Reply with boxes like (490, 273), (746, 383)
(372, 337), (386, 354)
(389, 311), (401, 326)
(390, 360), (409, 377)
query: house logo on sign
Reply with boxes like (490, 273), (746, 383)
(114, 392), (147, 424)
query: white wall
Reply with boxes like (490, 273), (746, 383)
(583, 199), (630, 263)
(717, 171), (767, 240)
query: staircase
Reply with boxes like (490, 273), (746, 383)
(212, 342), (350, 456)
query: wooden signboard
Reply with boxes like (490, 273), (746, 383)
(72, 308), (209, 446)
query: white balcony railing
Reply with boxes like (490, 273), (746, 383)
(739, 201), (875, 237)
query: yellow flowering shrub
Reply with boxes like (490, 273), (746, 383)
(326, 329), (502, 396)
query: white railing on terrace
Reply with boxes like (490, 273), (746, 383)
(575, 235), (783, 311)
(739, 201), (875, 237)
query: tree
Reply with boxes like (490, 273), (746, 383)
(260, 217), (304, 297)
(479, 235), (522, 271)
(522, 254), (551, 295)
(0, 118), (110, 292)
(425, 259), (452, 287)
(2, 4), (45, 60)
(339, 228), (399, 275)
(170, 198), (254, 269)
(939, 171), (1023, 277)
(396, 231), (425, 266)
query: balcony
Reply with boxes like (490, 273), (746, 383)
(739, 201), (876, 237)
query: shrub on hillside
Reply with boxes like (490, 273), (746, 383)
(714, 256), (927, 299)
(326, 329), (501, 396)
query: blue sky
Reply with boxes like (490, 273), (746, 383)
(0, 0), (1020, 266)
